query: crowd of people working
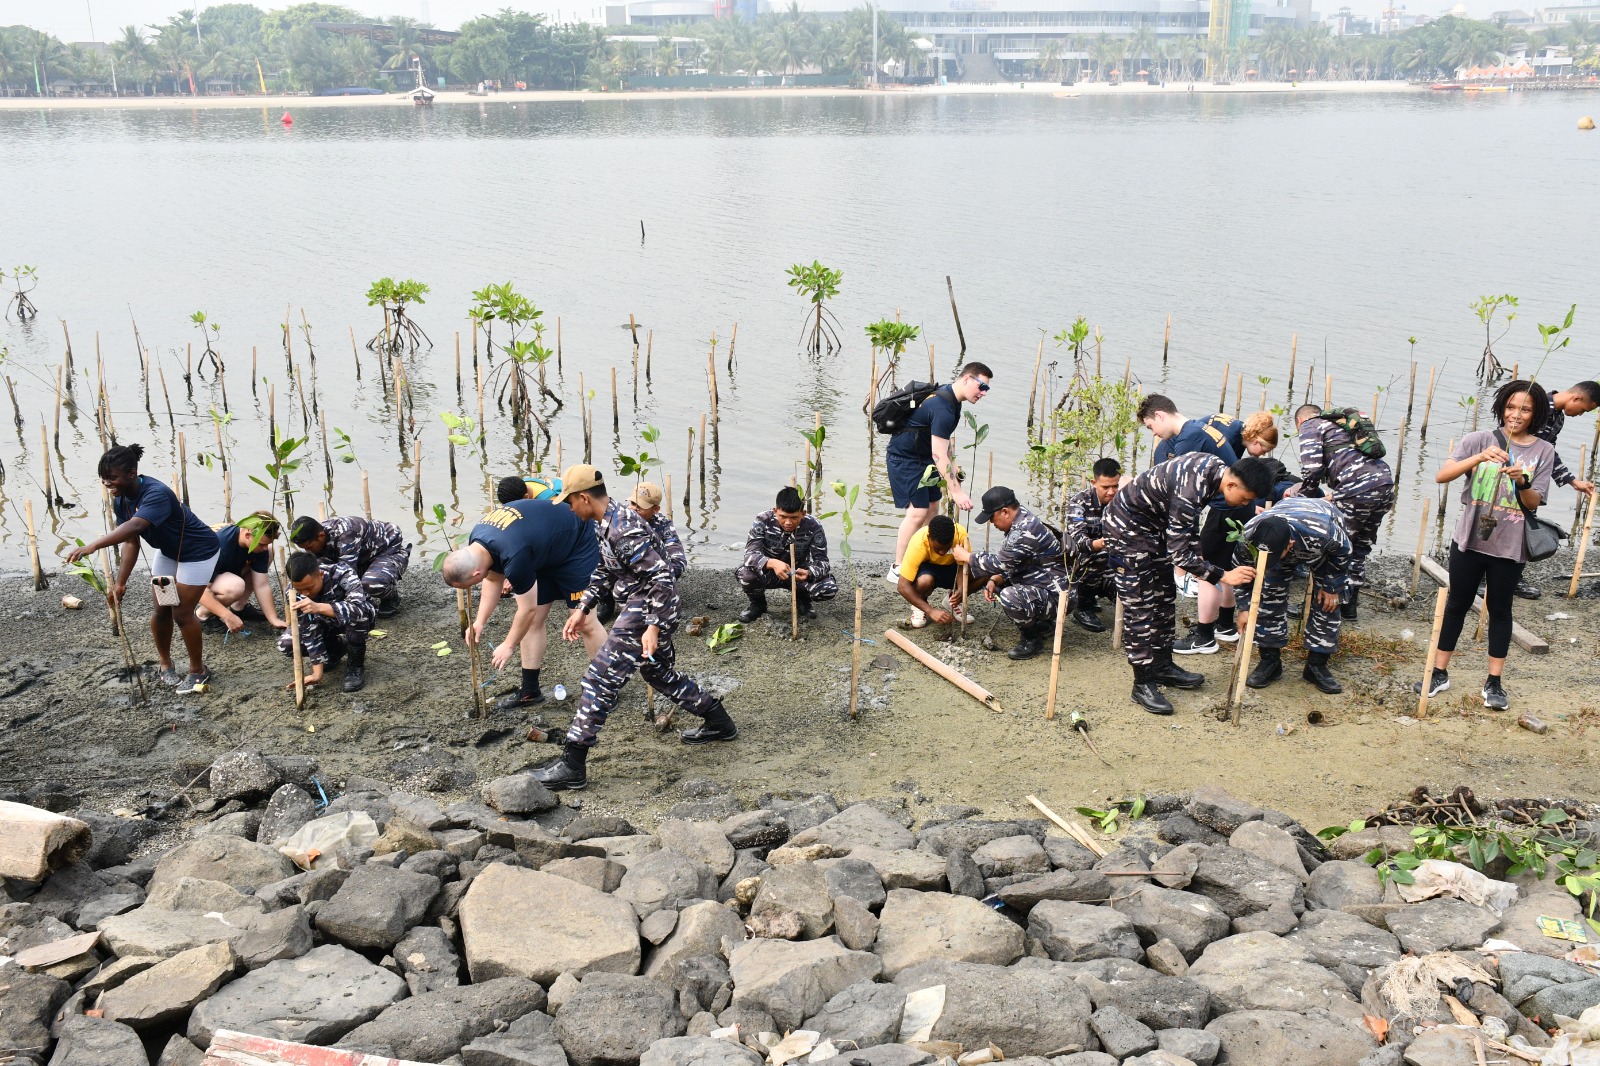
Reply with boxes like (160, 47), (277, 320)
(63, 364), (1598, 789)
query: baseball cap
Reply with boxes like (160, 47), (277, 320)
(1247, 514), (1292, 556)
(975, 486), (1019, 525)
(630, 482), (663, 509)
(554, 464), (605, 503)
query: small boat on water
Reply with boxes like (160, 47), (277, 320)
(1430, 82), (1463, 91)
(1464, 84), (1511, 93)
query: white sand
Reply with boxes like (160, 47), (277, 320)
(0, 78), (1423, 112)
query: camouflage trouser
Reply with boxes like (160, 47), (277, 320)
(277, 614), (369, 667)
(1111, 555), (1175, 667)
(1330, 481), (1393, 595)
(735, 564), (840, 601)
(357, 544), (411, 601)
(566, 602), (715, 748)
(1234, 571), (1342, 654)
(1074, 559), (1117, 603)
(969, 560), (1069, 630)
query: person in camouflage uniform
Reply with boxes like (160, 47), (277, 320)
(736, 486), (838, 623)
(1062, 457), (1123, 633)
(278, 553), (376, 693)
(289, 514), (411, 617)
(629, 482), (687, 580)
(1520, 382), (1599, 598)
(1233, 497), (1353, 694)
(1103, 453), (1276, 715)
(1289, 406), (1394, 621)
(532, 467), (737, 792)
(951, 486), (1069, 660)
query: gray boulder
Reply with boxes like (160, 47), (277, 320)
(187, 944), (406, 1047)
(1156, 1028), (1220, 1066)
(1304, 861), (1381, 911)
(1051, 1056), (1117, 1066)
(1043, 836), (1100, 871)
(892, 959), (1093, 1056)
(258, 785), (318, 846)
(339, 976), (545, 1062)
(1189, 847), (1304, 918)
(997, 870), (1111, 913)
(946, 850), (986, 899)
(751, 862), (834, 939)
(644, 900), (746, 982)
(1499, 952), (1597, 1007)
(1384, 900), (1500, 955)
(0, 970), (71, 1053)
(461, 865), (640, 984)
(972, 835), (1050, 878)
(147, 837), (295, 893)
(639, 1037), (764, 1066)
(618, 849), (720, 918)
(811, 805), (915, 852)
(544, 856), (628, 895)
(1402, 1028), (1483, 1066)
(155, 1035), (206, 1066)
(917, 820), (1037, 858)
(834, 895), (880, 951)
(396, 924), (462, 993)
(1028, 900), (1144, 962)
(803, 980), (907, 1047)
(1090, 1005), (1158, 1058)
(46, 1014), (148, 1066)
(658, 821), (736, 879)
(234, 905), (314, 970)
(100, 941), (237, 1029)
(313, 864), (440, 951)
(98, 906), (257, 959)
(145, 876), (264, 914)
(1524, 978), (1600, 1022)
(1284, 910), (1402, 993)
(1077, 969), (1212, 1030)
(389, 792), (449, 831)
(823, 858), (888, 912)
(1112, 884), (1232, 962)
(484, 774), (561, 814)
(209, 751), (282, 803)
(1187, 933), (1360, 1019)
(874, 890), (1024, 976)
(554, 973), (685, 1066)
(1185, 788), (1263, 835)
(728, 936), (883, 1030)
(1204, 1008), (1377, 1066)
(721, 811), (790, 852)
(808, 1046), (933, 1066)
(1228, 823), (1309, 882)
(846, 848), (947, 892)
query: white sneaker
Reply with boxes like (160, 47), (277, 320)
(886, 566), (901, 586)
(948, 602), (972, 624)
(909, 608), (927, 629)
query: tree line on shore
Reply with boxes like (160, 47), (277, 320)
(0, 1), (1595, 97)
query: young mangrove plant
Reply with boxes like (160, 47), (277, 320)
(1024, 376), (1141, 510)
(865, 319), (921, 401)
(1534, 303), (1577, 379)
(190, 311), (223, 380)
(1053, 316), (1093, 392)
(440, 411), (481, 490)
(961, 411), (989, 528)
(2, 265), (39, 321)
(366, 277), (433, 356)
(471, 282), (561, 453)
(786, 260), (843, 355)
(617, 425), (661, 482)
(818, 477), (862, 584)
(1471, 293), (1519, 385)
(800, 423), (825, 503)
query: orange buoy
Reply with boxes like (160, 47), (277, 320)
(281, 111), (293, 126)
(1581, 116), (1596, 130)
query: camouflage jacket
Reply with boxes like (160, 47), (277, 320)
(970, 505), (1068, 590)
(314, 516), (404, 574)
(298, 561), (375, 664)
(1241, 497), (1353, 595)
(742, 511), (832, 583)
(581, 500), (679, 627)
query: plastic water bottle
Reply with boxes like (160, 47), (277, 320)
(552, 684), (568, 701)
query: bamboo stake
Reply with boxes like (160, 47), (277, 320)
(790, 544), (799, 641)
(868, 346), (878, 414)
(1590, 418), (1600, 480)
(1372, 390), (1380, 423)
(52, 363), (63, 449)
(1575, 446), (1589, 528)
(957, 562), (970, 641)
(454, 333), (462, 404)
(646, 329), (653, 381)
(726, 323), (736, 372)
(849, 586), (864, 720)
(684, 426), (693, 510)
(1162, 314), (1171, 364)
(1230, 548), (1272, 724)
(1417, 587), (1448, 719)
(699, 413), (707, 485)
(177, 432), (190, 506)
(362, 470), (372, 520)
(1234, 372), (1243, 418)
(1219, 362), (1230, 412)
(39, 422), (55, 513)
(928, 340), (935, 382)
(1287, 333), (1298, 394)
(555, 317), (561, 374)
(1324, 373), (1332, 408)
(1027, 338), (1044, 434)
(476, 358), (486, 451)
(1112, 597), (1125, 650)
(347, 327), (361, 381)
(1569, 492), (1595, 598)
(459, 587), (487, 719)
(1044, 588), (1069, 721)
(707, 347), (719, 444)
(141, 345), (152, 412)
(1296, 576), (1315, 644)
(99, 548), (146, 705)
(1421, 366), (1437, 435)
(412, 438), (423, 514)
(216, 417), (232, 521)
(62, 320), (74, 378)
(157, 365), (174, 427)
(25, 500), (46, 590)
(1025, 794), (1109, 857)
(610, 366), (619, 432)
(278, 544), (306, 710)
(184, 342), (193, 401)
(268, 384), (276, 450)
(884, 629), (1003, 713)
(319, 407), (332, 496)
(1406, 361), (1417, 420)
(665, 473), (673, 521)
(1410, 509), (1430, 597)
(1094, 331), (1101, 378)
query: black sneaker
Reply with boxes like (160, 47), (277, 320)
(1131, 680), (1174, 715)
(201, 617), (228, 636)
(1173, 628), (1218, 655)
(494, 690), (546, 713)
(1411, 668), (1450, 698)
(1482, 676), (1509, 711)
(1513, 580), (1542, 601)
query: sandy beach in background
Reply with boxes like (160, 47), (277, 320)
(0, 78), (1423, 111)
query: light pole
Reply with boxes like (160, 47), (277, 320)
(871, 2), (878, 85)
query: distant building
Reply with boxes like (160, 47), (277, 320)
(1328, 6), (1374, 33)
(1488, 0), (1600, 26)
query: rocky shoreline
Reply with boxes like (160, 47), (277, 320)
(4, 772), (1599, 1066)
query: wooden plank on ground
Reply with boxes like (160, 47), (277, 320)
(204, 1030), (436, 1066)
(0, 801), (92, 881)
(1417, 556), (1548, 655)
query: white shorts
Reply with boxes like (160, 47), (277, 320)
(151, 549), (221, 587)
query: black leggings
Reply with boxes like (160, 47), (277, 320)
(1438, 543), (1524, 660)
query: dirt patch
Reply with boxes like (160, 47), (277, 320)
(3, 552), (1597, 836)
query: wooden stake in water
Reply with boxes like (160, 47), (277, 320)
(268, 383), (276, 450)
(845, 585), (866, 720)
(1218, 363), (1230, 412)
(1324, 373), (1332, 408)
(789, 544), (800, 641)
(362, 470), (372, 520)
(454, 333), (463, 404)
(347, 327), (361, 381)
(707, 347), (719, 444)
(646, 329), (654, 381)
(610, 366), (619, 432)
(52, 364), (63, 449)
(158, 364), (174, 427)
(1230, 548), (1272, 724)
(1410, 510), (1430, 597)
(1287, 333), (1298, 394)
(177, 431), (190, 506)
(412, 439), (423, 514)
(1234, 372), (1244, 418)
(1569, 492), (1596, 599)
(1417, 587), (1448, 719)
(928, 340), (935, 382)
(665, 473), (673, 521)
(215, 416), (232, 521)
(1044, 588), (1069, 721)
(699, 413), (707, 485)
(25, 500), (46, 590)
(1421, 366), (1437, 435)
(684, 426), (694, 511)
(1406, 361), (1417, 420)
(1027, 338), (1044, 435)
(1162, 314), (1171, 364)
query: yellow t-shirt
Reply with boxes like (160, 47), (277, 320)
(899, 525), (970, 582)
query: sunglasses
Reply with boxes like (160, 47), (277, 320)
(976, 381), (991, 393)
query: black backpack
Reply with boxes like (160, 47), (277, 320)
(1315, 408), (1387, 461)
(871, 381), (944, 436)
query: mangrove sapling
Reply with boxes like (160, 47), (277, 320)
(2, 265), (39, 321)
(1532, 303), (1577, 380)
(366, 278), (432, 356)
(189, 311), (224, 385)
(1024, 377), (1141, 518)
(864, 320), (921, 408)
(800, 424), (825, 508)
(1052, 317), (1093, 393)
(64, 540), (147, 704)
(817, 475), (866, 716)
(786, 260), (843, 355)
(471, 283), (561, 453)
(617, 425), (661, 483)
(426, 501), (488, 718)
(1471, 294), (1519, 385)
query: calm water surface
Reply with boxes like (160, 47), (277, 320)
(2, 91), (1597, 569)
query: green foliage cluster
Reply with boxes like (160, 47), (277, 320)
(366, 277), (429, 310)
(1023, 375), (1142, 487)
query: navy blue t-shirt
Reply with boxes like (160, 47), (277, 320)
(886, 386), (961, 466)
(211, 524), (270, 581)
(469, 498), (598, 596)
(1154, 418), (1240, 466)
(113, 476), (217, 562)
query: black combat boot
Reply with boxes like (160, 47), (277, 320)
(1071, 593), (1106, 633)
(796, 589), (817, 620)
(533, 743), (588, 791)
(376, 590), (401, 618)
(1130, 664), (1174, 715)
(1007, 623), (1047, 660)
(1340, 588), (1359, 621)
(342, 643), (366, 693)
(1151, 653), (1204, 689)
(681, 700), (739, 745)
(1302, 651), (1343, 694)
(738, 591), (768, 623)
(1246, 646), (1283, 689)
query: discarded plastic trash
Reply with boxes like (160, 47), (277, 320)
(552, 684), (568, 701)
(1518, 713), (1549, 735)
(277, 811), (379, 871)
(1538, 915), (1589, 942)
(1394, 859), (1518, 915)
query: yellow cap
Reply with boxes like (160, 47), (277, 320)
(554, 464), (605, 503)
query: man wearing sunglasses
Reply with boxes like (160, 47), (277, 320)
(886, 362), (994, 583)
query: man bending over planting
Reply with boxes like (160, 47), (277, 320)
(288, 514), (411, 618)
(279, 551), (376, 693)
(895, 513), (970, 628)
(736, 486), (838, 623)
(951, 485), (1069, 660)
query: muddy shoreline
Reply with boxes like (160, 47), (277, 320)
(3, 551), (1597, 838)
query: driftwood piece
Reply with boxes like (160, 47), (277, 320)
(0, 800), (92, 880)
(883, 629), (1002, 713)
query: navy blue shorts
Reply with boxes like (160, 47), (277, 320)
(888, 456), (942, 509)
(535, 555), (598, 607)
(915, 562), (958, 590)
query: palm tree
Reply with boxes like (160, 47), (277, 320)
(654, 39), (680, 75)
(1037, 38), (1062, 81)
(382, 17), (429, 76)
(112, 25), (156, 94)
(768, 18), (810, 75)
(1128, 25), (1157, 76)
